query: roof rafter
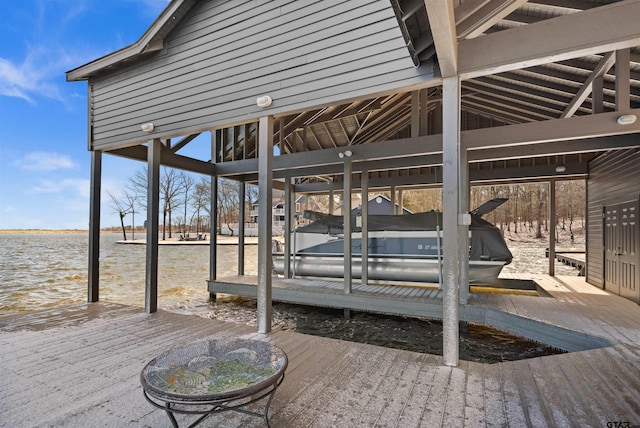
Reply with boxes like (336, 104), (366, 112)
(457, 0), (529, 40)
(562, 51), (615, 118)
(424, 0), (458, 76)
(459, 0), (640, 78)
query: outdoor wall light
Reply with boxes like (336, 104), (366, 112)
(555, 164), (567, 173)
(141, 123), (155, 133)
(256, 95), (273, 108)
(338, 150), (353, 159)
(616, 114), (637, 125)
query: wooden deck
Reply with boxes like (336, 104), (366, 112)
(2, 276), (640, 427)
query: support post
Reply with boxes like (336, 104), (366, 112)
(459, 140), (470, 305)
(238, 181), (245, 276)
(210, 133), (219, 295)
(284, 176), (293, 278)
(390, 185), (396, 214)
(361, 168), (369, 285)
(549, 179), (556, 276)
(593, 76), (604, 114)
(329, 189), (334, 214)
(145, 139), (161, 313)
(616, 49), (630, 111)
(257, 116), (274, 334)
(420, 88), (429, 136)
(442, 76), (462, 367)
(411, 91), (420, 137)
(88, 150), (102, 303)
(343, 159), (352, 294)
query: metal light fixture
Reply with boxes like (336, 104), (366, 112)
(256, 95), (273, 108)
(338, 150), (353, 159)
(141, 123), (155, 133)
(555, 154), (566, 173)
(616, 114), (637, 125)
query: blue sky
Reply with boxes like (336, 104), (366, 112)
(0, 0), (172, 229)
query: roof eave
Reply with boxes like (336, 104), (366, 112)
(66, 0), (192, 82)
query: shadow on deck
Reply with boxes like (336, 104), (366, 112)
(209, 275), (611, 353)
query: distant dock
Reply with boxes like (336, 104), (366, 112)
(546, 249), (586, 275)
(116, 235), (259, 245)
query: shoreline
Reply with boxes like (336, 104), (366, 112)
(0, 229), (89, 234)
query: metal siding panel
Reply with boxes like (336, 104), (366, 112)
(587, 149), (640, 289)
(93, 31), (405, 129)
(89, 0), (431, 150)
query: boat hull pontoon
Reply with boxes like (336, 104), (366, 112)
(273, 199), (513, 285)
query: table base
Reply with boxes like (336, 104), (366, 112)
(142, 373), (285, 428)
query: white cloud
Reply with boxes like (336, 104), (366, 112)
(16, 152), (77, 171)
(0, 46), (70, 104)
(31, 178), (89, 197)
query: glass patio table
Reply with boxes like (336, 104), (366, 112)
(140, 338), (288, 428)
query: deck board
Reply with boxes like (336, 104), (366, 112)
(2, 274), (640, 427)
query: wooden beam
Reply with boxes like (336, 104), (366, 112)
(424, 0), (458, 77)
(109, 145), (215, 176)
(463, 109), (640, 149)
(561, 52), (615, 118)
(169, 133), (200, 153)
(455, 0), (493, 25)
(457, 0), (528, 40)
(616, 48), (631, 111)
(459, 0), (640, 78)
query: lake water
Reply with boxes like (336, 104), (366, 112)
(0, 232), (576, 362)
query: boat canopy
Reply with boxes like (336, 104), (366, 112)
(297, 202), (513, 263)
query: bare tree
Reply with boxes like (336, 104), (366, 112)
(178, 172), (195, 237)
(127, 167), (184, 240)
(108, 190), (134, 240)
(191, 177), (211, 238)
(217, 178), (240, 235)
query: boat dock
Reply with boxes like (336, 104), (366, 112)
(115, 235), (260, 245)
(555, 252), (586, 275)
(2, 275), (639, 427)
(545, 249), (586, 275)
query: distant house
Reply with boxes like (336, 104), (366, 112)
(352, 194), (412, 216)
(240, 195), (326, 236)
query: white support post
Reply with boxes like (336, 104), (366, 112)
(442, 76), (462, 367)
(145, 139), (161, 314)
(257, 116), (274, 334)
(88, 150), (101, 303)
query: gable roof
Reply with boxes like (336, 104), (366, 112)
(66, 0), (196, 81)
